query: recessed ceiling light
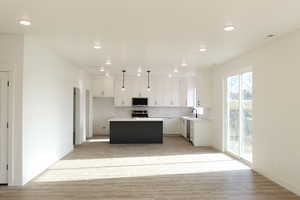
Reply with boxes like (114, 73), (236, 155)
(181, 60), (187, 67)
(137, 67), (142, 73)
(137, 73), (141, 77)
(99, 66), (105, 72)
(224, 25), (235, 31)
(199, 47), (207, 52)
(168, 74), (173, 78)
(19, 19), (31, 26)
(105, 72), (110, 77)
(105, 59), (111, 65)
(174, 68), (178, 73)
(94, 45), (101, 49)
(93, 42), (101, 49)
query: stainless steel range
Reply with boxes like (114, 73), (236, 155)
(131, 110), (148, 118)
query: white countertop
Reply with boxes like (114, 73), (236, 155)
(181, 116), (211, 121)
(109, 118), (164, 122)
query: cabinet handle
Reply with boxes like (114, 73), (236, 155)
(101, 91), (105, 96)
(155, 101), (157, 105)
(139, 93), (142, 97)
(121, 101), (125, 105)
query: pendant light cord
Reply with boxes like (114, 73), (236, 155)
(122, 70), (126, 88)
(147, 70), (150, 88)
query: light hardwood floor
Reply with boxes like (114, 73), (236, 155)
(0, 136), (299, 200)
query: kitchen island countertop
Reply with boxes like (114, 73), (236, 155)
(109, 118), (164, 122)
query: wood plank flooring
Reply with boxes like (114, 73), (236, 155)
(0, 136), (299, 200)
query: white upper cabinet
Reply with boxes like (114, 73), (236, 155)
(148, 76), (164, 107)
(92, 76), (114, 97)
(131, 77), (150, 98)
(196, 70), (212, 107)
(114, 77), (131, 107)
(168, 78), (180, 107)
(112, 73), (212, 108)
(180, 77), (197, 107)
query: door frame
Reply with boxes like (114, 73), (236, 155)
(0, 69), (14, 185)
(223, 67), (253, 166)
(85, 89), (90, 139)
(73, 87), (81, 146)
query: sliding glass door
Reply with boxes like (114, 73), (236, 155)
(226, 71), (253, 162)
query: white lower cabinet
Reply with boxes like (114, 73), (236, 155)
(163, 118), (181, 135)
(191, 120), (211, 146)
(181, 118), (212, 146)
(180, 119), (187, 138)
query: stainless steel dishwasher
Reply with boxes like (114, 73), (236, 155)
(186, 120), (192, 144)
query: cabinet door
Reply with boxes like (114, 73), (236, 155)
(171, 78), (180, 106)
(192, 120), (211, 146)
(92, 79), (105, 97)
(179, 79), (188, 107)
(114, 77), (131, 107)
(131, 77), (150, 98)
(149, 77), (163, 106)
(103, 78), (114, 97)
(165, 118), (180, 134)
(92, 77), (114, 97)
(196, 71), (212, 107)
(163, 79), (173, 106)
(165, 78), (180, 107)
(181, 119), (187, 137)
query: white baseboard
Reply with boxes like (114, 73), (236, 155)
(22, 145), (74, 185)
(253, 167), (300, 197)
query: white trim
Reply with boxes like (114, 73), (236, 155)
(0, 69), (14, 186)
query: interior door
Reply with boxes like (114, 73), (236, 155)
(73, 88), (80, 145)
(86, 90), (90, 139)
(226, 71), (253, 162)
(0, 72), (8, 184)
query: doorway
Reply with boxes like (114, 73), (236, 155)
(225, 71), (253, 163)
(86, 90), (90, 139)
(73, 88), (80, 145)
(0, 72), (9, 184)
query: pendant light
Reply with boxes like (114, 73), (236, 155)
(121, 70), (126, 91)
(147, 70), (151, 92)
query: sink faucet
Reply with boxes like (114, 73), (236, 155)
(192, 108), (198, 118)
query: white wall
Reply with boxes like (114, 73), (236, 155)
(0, 34), (23, 185)
(212, 29), (300, 195)
(22, 36), (91, 184)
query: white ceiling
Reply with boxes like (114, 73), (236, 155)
(1, 0), (300, 75)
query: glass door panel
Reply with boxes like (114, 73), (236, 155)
(241, 72), (253, 162)
(227, 75), (240, 155)
(226, 71), (253, 163)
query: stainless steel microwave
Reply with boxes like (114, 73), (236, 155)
(132, 98), (148, 106)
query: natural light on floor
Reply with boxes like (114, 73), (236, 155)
(86, 138), (110, 143)
(34, 153), (250, 182)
